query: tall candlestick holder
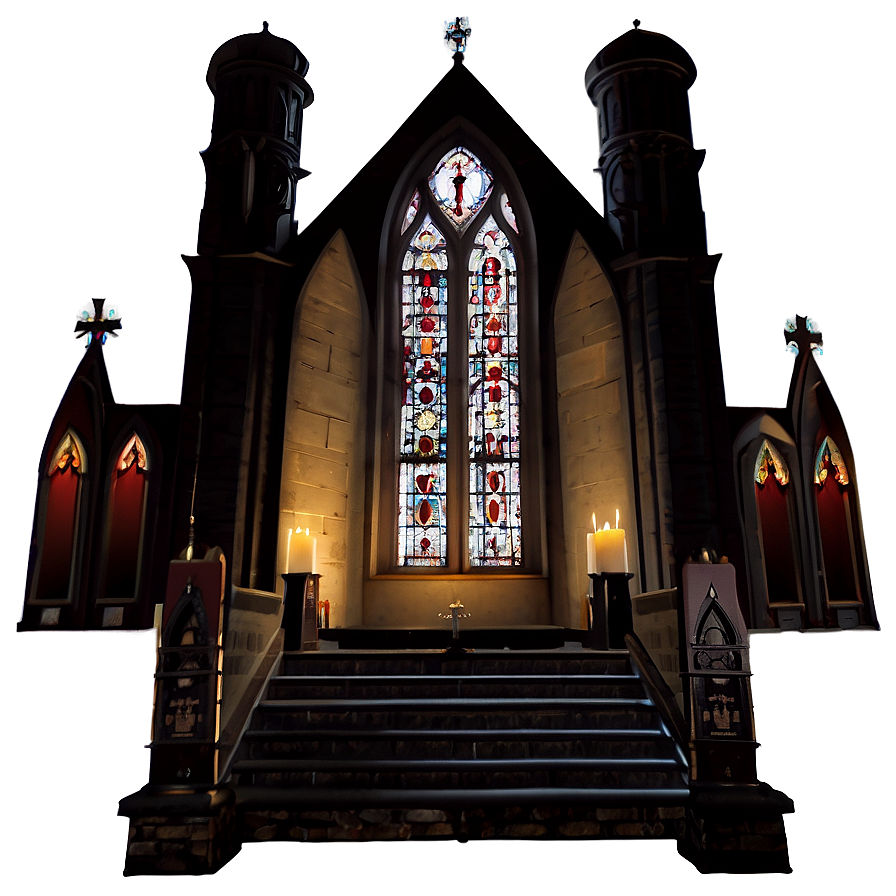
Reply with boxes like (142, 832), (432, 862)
(585, 572), (634, 649)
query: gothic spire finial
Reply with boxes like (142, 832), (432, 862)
(262, 21), (269, 32)
(784, 314), (823, 357)
(633, 19), (641, 30)
(445, 16), (471, 58)
(74, 298), (122, 347)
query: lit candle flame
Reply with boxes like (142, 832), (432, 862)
(603, 521), (610, 531)
(615, 509), (620, 529)
(592, 513), (598, 534)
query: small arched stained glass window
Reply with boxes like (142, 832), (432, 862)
(754, 439), (789, 486)
(814, 436), (849, 486)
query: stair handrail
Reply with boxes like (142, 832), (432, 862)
(624, 631), (689, 748)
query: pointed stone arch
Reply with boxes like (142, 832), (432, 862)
(813, 434), (860, 610)
(733, 416), (804, 630)
(553, 230), (637, 627)
(278, 229), (368, 627)
(788, 341), (877, 629)
(363, 122), (551, 627)
(29, 427), (90, 608)
(96, 423), (156, 611)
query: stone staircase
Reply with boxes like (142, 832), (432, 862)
(229, 648), (689, 841)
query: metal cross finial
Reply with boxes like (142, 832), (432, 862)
(784, 314), (823, 357)
(445, 16), (471, 57)
(74, 298), (122, 346)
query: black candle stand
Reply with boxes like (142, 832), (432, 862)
(281, 572), (321, 651)
(585, 572), (634, 649)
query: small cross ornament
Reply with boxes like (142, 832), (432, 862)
(445, 16), (471, 56)
(75, 298), (122, 346)
(784, 314), (822, 356)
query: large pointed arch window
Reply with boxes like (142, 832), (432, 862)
(396, 146), (525, 569)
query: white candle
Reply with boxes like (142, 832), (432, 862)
(586, 513), (599, 574)
(287, 527), (317, 573)
(591, 511), (628, 573)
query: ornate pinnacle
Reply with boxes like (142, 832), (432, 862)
(784, 314), (823, 357)
(74, 298), (122, 346)
(445, 16), (471, 57)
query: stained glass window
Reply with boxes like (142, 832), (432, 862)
(398, 217), (449, 566)
(467, 217), (522, 566)
(500, 193), (519, 233)
(395, 149), (525, 570)
(401, 190), (420, 235)
(754, 439), (789, 486)
(428, 147), (493, 231)
(814, 436), (849, 486)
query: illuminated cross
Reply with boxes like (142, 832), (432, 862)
(784, 314), (822, 356)
(74, 298), (122, 346)
(445, 16), (471, 57)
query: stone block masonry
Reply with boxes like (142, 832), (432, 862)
(239, 804), (685, 843)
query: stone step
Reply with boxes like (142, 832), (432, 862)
(255, 697), (658, 732)
(267, 674), (645, 700)
(281, 651), (633, 678)
(232, 757), (687, 791)
(240, 727), (677, 761)
(234, 784), (691, 810)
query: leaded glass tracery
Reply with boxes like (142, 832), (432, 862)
(401, 190), (420, 235)
(398, 217), (449, 566)
(754, 439), (789, 486)
(815, 436), (849, 486)
(429, 147), (493, 231)
(467, 217), (521, 565)
(395, 149), (524, 570)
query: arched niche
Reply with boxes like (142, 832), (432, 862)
(31, 428), (89, 606)
(754, 440), (801, 607)
(733, 416), (803, 629)
(814, 435), (861, 607)
(97, 430), (151, 606)
(553, 231), (637, 628)
(278, 229), (368, 627)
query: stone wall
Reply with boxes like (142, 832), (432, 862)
(278, 231), (367, 627)
(240, 805), (684, 842)
(554, 232), (638, 627)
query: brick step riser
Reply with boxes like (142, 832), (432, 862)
(244, 738), (677, 761)
(255, 709), (659, 731)
(266, 683), (646, 700)
(281, 659), (633, 677)
(234, 769), (684, 790)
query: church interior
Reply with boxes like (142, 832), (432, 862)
(4, 3), (891, 892)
